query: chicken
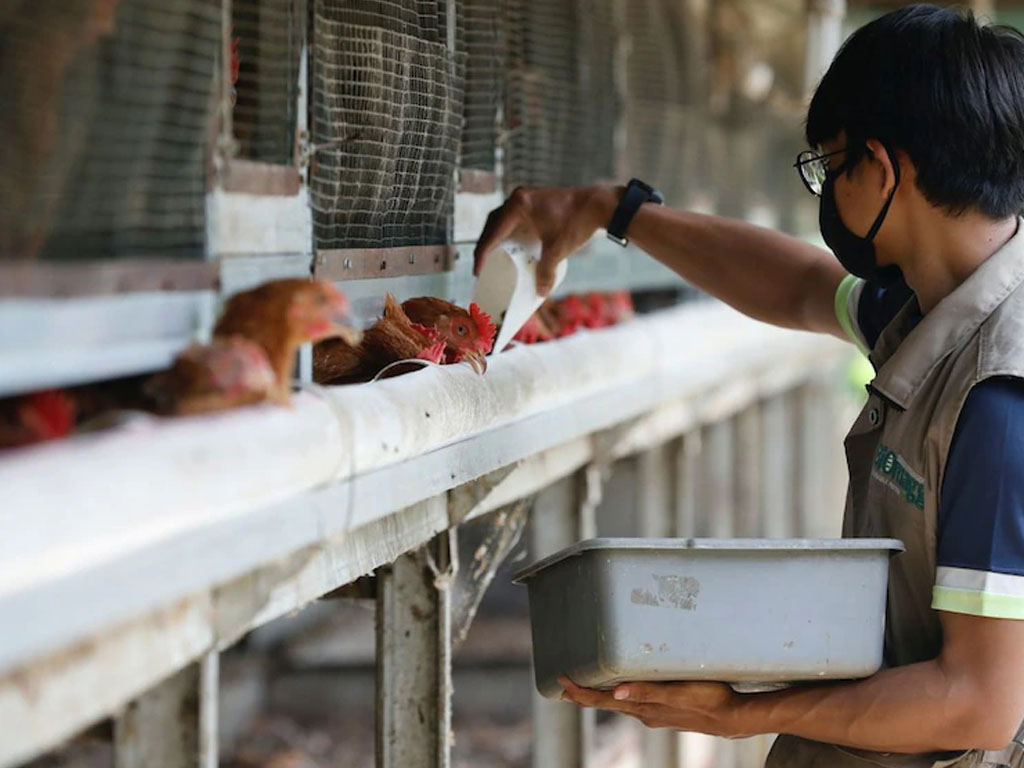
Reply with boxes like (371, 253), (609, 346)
(147, 279), (360, 414)
(314, 294), (446, 385)
(512, 291), (635, 346)
(605, 291), (636, 324)
(145, 337), (277, 415)
(400, 298), (497, 374)
(512, 312), (555, 345)
(0, 389), (76, 450)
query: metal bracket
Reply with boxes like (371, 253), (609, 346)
(314, 245), (456, 281)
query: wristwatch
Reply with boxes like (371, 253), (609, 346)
(606, 178), (665, 247)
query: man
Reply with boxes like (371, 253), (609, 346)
(474, 5), (1024, 766)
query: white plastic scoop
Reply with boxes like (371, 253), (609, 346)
(472, 241), (569, 356)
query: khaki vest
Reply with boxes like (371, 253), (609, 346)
(769, 222), (1024, 768)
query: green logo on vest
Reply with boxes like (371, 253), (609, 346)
(873, 443), (925, 510)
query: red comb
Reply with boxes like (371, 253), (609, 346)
(230, 35), (240, 85)
(469, 302), (497, 353)
(20, 390), (75, 440)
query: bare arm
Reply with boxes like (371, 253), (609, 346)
(562, 610), (1024, 753)
(739, 611), (1024, 752)
(473, 185), (850, 339)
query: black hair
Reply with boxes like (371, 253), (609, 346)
(806, 4), (1024, 218)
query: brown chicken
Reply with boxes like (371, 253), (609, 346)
(400, 298), (497, 374)
(314, 294), (447, 385)
(147, 279), (360, 414)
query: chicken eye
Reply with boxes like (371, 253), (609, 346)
(456, 324), (468, 336)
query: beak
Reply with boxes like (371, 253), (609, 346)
(463, 350), (487, 375)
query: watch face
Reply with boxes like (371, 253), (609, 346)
(629, 178), (664, 204)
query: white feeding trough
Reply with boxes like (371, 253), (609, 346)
(472, 241), (568, 355)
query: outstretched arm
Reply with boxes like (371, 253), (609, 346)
(473, 185), (849, 339)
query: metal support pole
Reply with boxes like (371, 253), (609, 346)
(376, 515), (453, 768)
(531, 476), (594, 768)
(114, 652), (217, 768)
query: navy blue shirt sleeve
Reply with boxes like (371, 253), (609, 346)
(933, 377), (1024, 619)
(856, 278), (915, 350)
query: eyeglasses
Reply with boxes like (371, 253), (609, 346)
(794, 148), (848, 197)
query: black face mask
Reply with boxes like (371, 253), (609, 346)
(819, 149), (902, 287)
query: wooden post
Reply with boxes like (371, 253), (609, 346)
(674, 430), (702, 538)
(733, 404), (762, 537)
(760, 394), (796, 538)
(796, 381), (836, 538)
(114, 652), (217, 768)
(700, 420), (738, 768)
(376, 498), (453, 768)
(702, 419), (735, 538)
(637, 444), (682, 768)
(531, 476), (594, 768)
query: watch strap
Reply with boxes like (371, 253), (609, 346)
(606, 179), (664, 246)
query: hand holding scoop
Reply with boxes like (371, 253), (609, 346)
(472, 241), (569, 356)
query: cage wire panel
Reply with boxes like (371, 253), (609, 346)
(231, 0), (303, 165)
(457, 0), (501, 174)
(503, 0), (617, 189)
(0, 0), (219, 262)
(310, 0), (465, 250)
(624, 0), (704, 206)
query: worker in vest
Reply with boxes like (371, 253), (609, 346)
(475, 5), (1024, 766)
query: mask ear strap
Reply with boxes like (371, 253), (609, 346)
(865, 145), (901, 241)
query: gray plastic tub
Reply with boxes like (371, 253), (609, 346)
(513, 537), (904, 698)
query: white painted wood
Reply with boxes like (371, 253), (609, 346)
(0, 501), (450, 768)
(0, 305), (851, 767)
(114, 663), (202, 768)
(734, 405), (762, 537)
(218, 253), (312, 296)
(532, 477), (594, 768)
(0, 597), (214, 768)
(199, 653), (218, 768)
(760, 393), (796, 539)
(636, 445), (681, 768)
(376, 510), (452, 768)
(702, 419), (735, 539)
(0, 291), (214, 396)
(0, 305), (849, 675)
(674, 431), (702, 538)
(206, 188), (313, 256)
(454, 191), (504, 244)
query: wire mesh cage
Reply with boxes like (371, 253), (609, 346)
(457, 0), (501, 176)
(623, 0), (700, 207)
(503, 0), (618, 189)
(310, 0), (466, 251)
(230, 0), (303, 165)
(0, 0), (220, 263)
